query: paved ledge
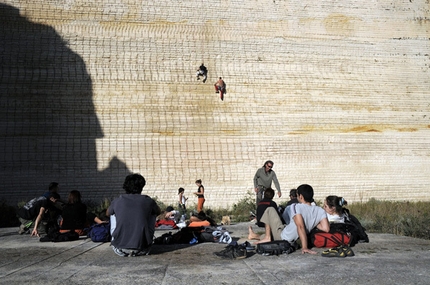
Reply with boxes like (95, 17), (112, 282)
(1, 223), (429, 285)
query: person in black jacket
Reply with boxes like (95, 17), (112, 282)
(59, 190), (87, 235)
(196, 63), (208, 82)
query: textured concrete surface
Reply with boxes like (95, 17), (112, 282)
(1, 222), (429, 285)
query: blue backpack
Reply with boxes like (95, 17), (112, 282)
(88, 223), (111, 242)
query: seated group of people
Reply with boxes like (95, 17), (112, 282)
(17, 183), (107, 238)
(18, 176), (358, 257)
(249, 184), (352, 255)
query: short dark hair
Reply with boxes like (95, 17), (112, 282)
(49, 192), (60, 200)
(263, 188), (275, 200)
(48, 182), (59, 192)
(297, 184), (314, 203)
(289, 189), (297, 198)
(263, 160), (274, 167)
(178, 187), (185, 194)
(123, 173), (146, 194)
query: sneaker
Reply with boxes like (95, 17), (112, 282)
(321, 246), (346, 258)
(112, 246), (129, 257)
(130, 248), (151, 257)
(18, 225), (28, 235)
(241, 241), (256, 251)
(189, 237), (198, 245)
(214, 244), (236, 257)
(340, 245), (355, 257)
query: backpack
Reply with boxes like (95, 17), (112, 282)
(308, 209), (370, 248)
(88, 223), (111, 242)
(343, 208), (369, 246)
(309, 230), (351, 248)
(256, 240), (295, 256)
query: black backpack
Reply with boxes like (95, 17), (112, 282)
(256, 240), (295, 256)
(342, 209), (369, 246)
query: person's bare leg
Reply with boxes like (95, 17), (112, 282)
(248, 226), (261, 240)
(254, 224), (272, 244)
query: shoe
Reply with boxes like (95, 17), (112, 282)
(189, 237), (198, 245)
(18, 225), (27, 234)
(212, 231), (222, 242)
(130, 248), (151, 256)
(321, 246), (346, 258)
(214, 243), (236, 254)
(241, 241), (256, 251)
(112, 246), (129, 257)
(219, 233), (232, 244)
(340, 245), (355, 257)
(214, 243), (247, 260)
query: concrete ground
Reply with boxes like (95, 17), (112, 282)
(1, 222), (429, 285)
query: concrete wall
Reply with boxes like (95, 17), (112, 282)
(1, 0), (429, 208)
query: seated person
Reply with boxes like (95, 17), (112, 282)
(17, 193), (61, 237)
(248, 184), (330, 255)
(323, 195), (347, 223)
(286, 189), (298, 206)
(256, 188), (278, 228)
(155, 206), (181, 229)
(188, 211), (217, 228)
(107, 173), (161, 257)
(59, 190), (87, 235)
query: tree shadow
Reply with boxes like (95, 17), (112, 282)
(0, 4), (131, 205)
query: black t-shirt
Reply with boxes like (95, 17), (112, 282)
(17, 196), (49, 220)
(256, 198), (278, 227)
(61, 202), (87, 230)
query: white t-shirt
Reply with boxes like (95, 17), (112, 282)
(280, 203), (327, 243)
(327, 213), (345, 223)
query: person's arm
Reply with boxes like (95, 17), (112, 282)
(164, 210), (179, 219)
(253, 170), (259, 193)
(106, 207), (112, 217)
(293, 213), (317, 254)
(272, 172), (282, 198)
(316, 217), (330, 233)
(94, 216), (108, 224)
(31, 207), (46, 237)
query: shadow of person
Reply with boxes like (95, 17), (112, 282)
(0, 4), (131, 204)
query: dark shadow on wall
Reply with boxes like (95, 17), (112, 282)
(0, 4), (131, 205)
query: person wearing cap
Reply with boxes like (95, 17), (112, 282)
(253, 160), (282, 207)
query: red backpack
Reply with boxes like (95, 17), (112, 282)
(310, 231), (351, 248)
